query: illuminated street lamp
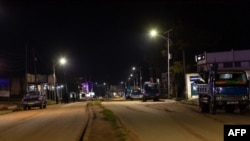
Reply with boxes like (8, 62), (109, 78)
(53, 57), (67, 103)
(132, 67), (138, 88)
(132, 66), (142, 90)
(150, 28), (173, 98)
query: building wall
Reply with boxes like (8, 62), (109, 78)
(10, 77), (24, 95)
(0, 73), (54, 97)
(197, 49), (250, 71)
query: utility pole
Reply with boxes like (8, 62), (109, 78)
(25, 44), (28, 92)
(164, 28), (173, 99)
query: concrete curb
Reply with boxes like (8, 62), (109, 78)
(179, 99), (199, 106)
(82, 105), (93, 141)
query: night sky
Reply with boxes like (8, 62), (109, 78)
(1, 1), (250, 84)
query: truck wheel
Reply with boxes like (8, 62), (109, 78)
(200, 103), (209, 113)
(23, 106), (27, 110)
(142, 97), (147, 102)
(209, 102), (216, 114)
(43, 104), (47, 109)
(239, 105), (247, 114)
(40, 104), (43, 109)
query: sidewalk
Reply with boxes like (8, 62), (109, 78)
(160, 97), (198, 105)
(180, 98), (199, 106)
(0, 103), (19, 115)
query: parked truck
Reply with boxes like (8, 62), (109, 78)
(142, 81), (160, 102)
(196, 66), (249, 114)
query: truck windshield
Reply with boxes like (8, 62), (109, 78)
(144, 84), (159, 93)
(216, 72), (247, 81)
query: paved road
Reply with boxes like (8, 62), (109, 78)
(0, 102), (88, 141)
(102, 100), (250, 141)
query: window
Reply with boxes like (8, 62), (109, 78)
(218, 74), (232, 80)
(223, 62), (233, 68)
(234, 62), (241, 67)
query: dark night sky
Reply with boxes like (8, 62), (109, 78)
(1, 1), (250, 84)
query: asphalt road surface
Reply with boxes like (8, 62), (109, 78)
(0, 102), (88, 141)
(103, 100), (250, 141)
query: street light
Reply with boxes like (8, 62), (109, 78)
(150, 28), (173, 99)
(132, 67), (138, 88)
(53, 57), (67, 103)
(130, 74), (136, 89)
(132, 66), (142, 90)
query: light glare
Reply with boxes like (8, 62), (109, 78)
(60, 57), (66, 65)
(150, 30), (157, 37)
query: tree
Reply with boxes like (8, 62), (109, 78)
(170, 61), (185, 98)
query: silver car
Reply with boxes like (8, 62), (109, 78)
(22, 91), (47, 110)
(129, 90), (143, 100)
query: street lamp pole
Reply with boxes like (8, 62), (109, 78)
(165, 28), (172, 99)
(140, 66), (142, 90)
(53, 57), (67, 104)
(150, 28), (173, 99)
(132, 67), (139, 89)
(130, 73), (135, 89)
(53, 64), (58, 104)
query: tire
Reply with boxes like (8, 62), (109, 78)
(200, 103), (209, 113)
(142, 97), (147, 102)
(239, 105), (247, 114)
(23, 106), (27, 110)
(209, 102), (216, 114)
(199, 96), (209, 113)
(43, 104), (47, 109)
(40, 104), (43, 109)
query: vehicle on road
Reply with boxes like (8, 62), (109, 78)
(125, 93), (131, 100)
(22, 91), (47, 110)
(195, 53), (249, 114)
(142, 82), (160, 102)
(196, 69), (249, 114)
(126, 89), (143, 100)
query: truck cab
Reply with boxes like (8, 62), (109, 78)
(197, 69), (249, 114)
(142, 82), (160, 102)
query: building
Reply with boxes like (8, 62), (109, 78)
(195, 49), (250, 73)
(0, 73), (58, 101)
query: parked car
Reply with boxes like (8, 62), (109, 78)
(125, 93), (132, 100)
(127, 89), (143, 100)
(22, 91), (47, 110)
